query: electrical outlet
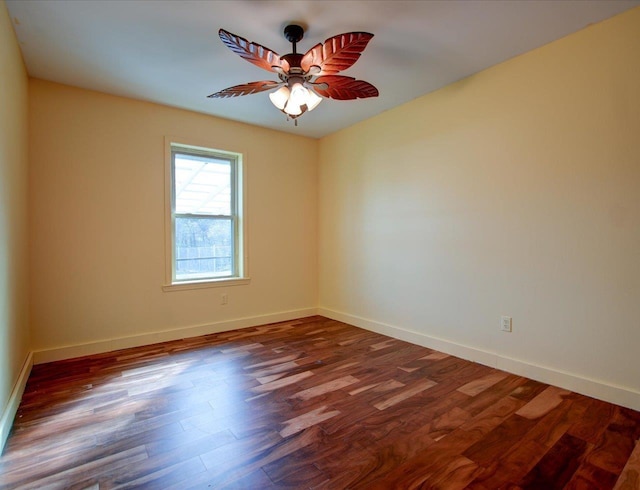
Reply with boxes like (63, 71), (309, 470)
(221, 294), (228, 306)
(501, 316), (512, 332)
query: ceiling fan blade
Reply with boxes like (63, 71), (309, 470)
(208, 81), (282, 98)
(218, 29), (290, 73)
(312, 75), (379, 100)
(301, 32), (373, 75)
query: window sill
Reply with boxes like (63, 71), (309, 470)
(162, 277), (251, 292)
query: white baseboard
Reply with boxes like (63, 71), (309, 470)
(1, 352), (33, 454)
(319, 307), (640, 412)
(33, 308), (318, 364)
(26, 306), (640, 412)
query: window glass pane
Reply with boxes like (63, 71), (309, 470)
(174, 153), (231, 215)
(175, 217), (233, 280)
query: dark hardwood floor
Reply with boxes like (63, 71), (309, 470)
(1, 316), (639, 489)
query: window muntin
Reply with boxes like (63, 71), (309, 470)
(170, 144), (241, 283)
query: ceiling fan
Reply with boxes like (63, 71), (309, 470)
(208, 24), (379, 124)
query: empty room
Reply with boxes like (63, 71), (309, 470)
(1, 0), (639, 488)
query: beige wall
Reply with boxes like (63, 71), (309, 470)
(29, 80), (318, 353)
(0, 0), (30, 443)
(319, 7), (640, 402)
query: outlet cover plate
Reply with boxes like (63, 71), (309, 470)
(501, 316), (512, 332)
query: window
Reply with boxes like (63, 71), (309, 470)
(165, 141), (248, 289)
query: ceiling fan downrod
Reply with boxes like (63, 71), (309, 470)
(283, 24), (304, 54)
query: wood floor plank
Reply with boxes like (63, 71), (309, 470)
(425, 455), (483, 489)
(457, 371), (509, 397)
(279, 406), (341, 437)
(520, 433), (589, 489)
(249, 370), (314, 394)
(463, 413), (539, 466)
(613, 440), (640, 490)
(587, 427), (637, 475)
(1, 315), (638, 489)
(373, 378), (437, 410)
(468, 438), (549, 489)
(460, 394), (525, 437)
(566, 461), (619, 490)
(516, 385), (572, 420)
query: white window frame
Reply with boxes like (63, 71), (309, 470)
(163, 137), (249, 291)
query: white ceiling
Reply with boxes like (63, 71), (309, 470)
(6, 0), (640, 138)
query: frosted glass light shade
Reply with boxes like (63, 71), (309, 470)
(289, 83), (309, 106)
(285, 102), (303, 116)
(269, 86), (290, 110)
(306, 90), (322, 111)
